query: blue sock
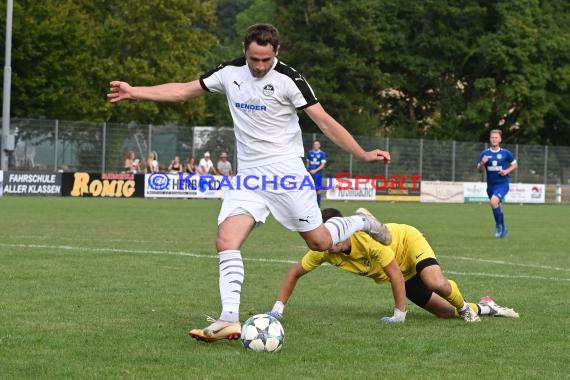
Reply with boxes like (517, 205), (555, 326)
(492, 208), (500, 225)
(493, 207), (504, 226)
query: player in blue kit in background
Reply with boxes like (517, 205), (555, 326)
(477, 129), (518, 238)
(306, 139), (327, 207)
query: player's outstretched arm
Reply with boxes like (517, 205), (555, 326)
(304, 103), (390, 164)
(268, 263), (308, 318)
(381, 259), (407, 323)
(107, 80), (206, 103)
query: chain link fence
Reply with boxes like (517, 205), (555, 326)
(4, 118), (570, 200)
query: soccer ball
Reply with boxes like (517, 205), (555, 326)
(241, 314), (285, 352)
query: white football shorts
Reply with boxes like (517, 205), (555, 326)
(217, 158), (322, 232)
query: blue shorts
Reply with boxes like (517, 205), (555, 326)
(487, 185), (509, 201)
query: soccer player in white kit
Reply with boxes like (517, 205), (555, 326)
(108, 23), (391, 343)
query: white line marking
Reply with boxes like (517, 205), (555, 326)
(1, 243), (568, 282)
(438, 255), (569, 272)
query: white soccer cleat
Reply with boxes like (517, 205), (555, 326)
(459, 306), (481, 323)
(355, 208), (392, 245)
(479, 296), (520, 318)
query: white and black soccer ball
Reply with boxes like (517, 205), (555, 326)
(241, 314), (285, 352)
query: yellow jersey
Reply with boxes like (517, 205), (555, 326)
(301, 224), (436, 283)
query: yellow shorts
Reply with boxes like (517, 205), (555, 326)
(399, 229), (437, 280)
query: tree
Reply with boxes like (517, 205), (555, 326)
(274, 0), (387, 136)
(0, 1), (218, 124)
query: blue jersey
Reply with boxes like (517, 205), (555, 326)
(307, 149), (327, 172)
(479, 148), (517, 187)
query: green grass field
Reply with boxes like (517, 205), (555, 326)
(0, 197), (568, 379)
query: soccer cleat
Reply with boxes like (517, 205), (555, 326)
(494, 225), (502, 238)
(189, 316), (241, 343)
(479, 296), (519, 318)
(500, 226), (508, 239)
(355, 208), (392, 245)
(459, 306), (481, 323)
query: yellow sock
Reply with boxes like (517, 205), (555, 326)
(445, 279), (466, 309)
(453, 303), (479, 318)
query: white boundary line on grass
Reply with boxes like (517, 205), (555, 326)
(437, 254), (569, 272)
(1, 242), (569, 282)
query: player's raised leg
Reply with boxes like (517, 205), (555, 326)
(300, 207), (391, 251)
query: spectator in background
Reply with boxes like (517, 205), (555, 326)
(216, 152), (233, 176)
(146, 151), (159, 173)
(168, 155), (184, 173)
(186, 156), (197, 173)
(124, 151), (140, 173)
(197, 151), (216, 175)
(306, 139), (327, 207)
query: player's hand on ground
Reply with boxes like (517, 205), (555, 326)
(265, 310), (282, 319)
(107, 81), (135, 102)
(381, 308), (406, 323)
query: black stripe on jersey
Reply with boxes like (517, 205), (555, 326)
(199, 56), (247, 92)
(274, 61), (319, 110)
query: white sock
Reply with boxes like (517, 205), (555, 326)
(458, 302), (470, 313)
(218, 250), (243, 322)
(324, 216), (366, 246)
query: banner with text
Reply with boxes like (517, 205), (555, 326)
(421, 181), (464, 203)
(61, 172), (144, 198)
(505, 183), (545, 203)
(2, 171), (62, 196)
(463, 182), (545, 203)
(326, 178), (376, 201)
(463, 182), (488, 203)
(145, 173), (225, 199)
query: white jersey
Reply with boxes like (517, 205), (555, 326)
(200, 57), (318, 170)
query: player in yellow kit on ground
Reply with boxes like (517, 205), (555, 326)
(267, 208), (519, 323)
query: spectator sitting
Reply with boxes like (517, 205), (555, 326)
(216, 151), (233, 176)
(146, 151), (159, 173)
(197, 151), (217, 175)
(168, 155), (184, 173)
(124, 151), (140, 173)
(186, 156), (197, 173)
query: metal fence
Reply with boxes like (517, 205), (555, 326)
(5, 118), (570, 188)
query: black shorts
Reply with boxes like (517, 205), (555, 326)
(405, 258), (439, 307)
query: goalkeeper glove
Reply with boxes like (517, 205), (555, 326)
(381, 308), (407, 323)
(266, 301), (285, 319)
(266, 310), (282, 319)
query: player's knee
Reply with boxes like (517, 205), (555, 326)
(216, 235), (236, 251)
(431, 279), (452, 297)
(306, 239), (330, 251)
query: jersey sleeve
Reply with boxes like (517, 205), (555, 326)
(300, 250), (326, 272)
(199, 57), (247, 94)
(369, 242), (396, 268)
(274, 61), (318, 110)
(507, 150), (517, 165)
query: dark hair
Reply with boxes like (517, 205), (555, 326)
(322, 208), (343, 223)
(243, 23), (280, 52)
